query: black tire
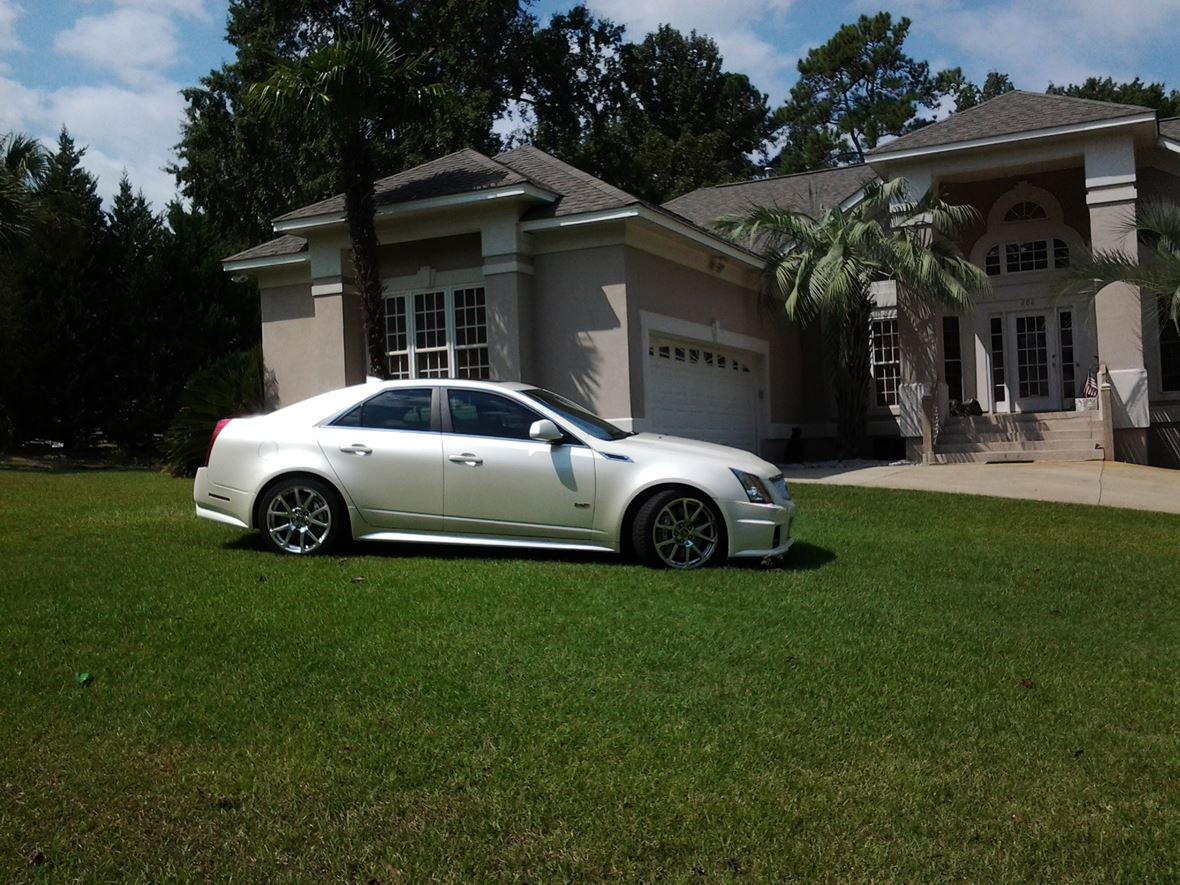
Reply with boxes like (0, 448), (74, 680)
(630, 489), (725, 569)
(257, 477), (344, 556)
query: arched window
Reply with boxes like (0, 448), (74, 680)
(1003, 201), (1047, 223)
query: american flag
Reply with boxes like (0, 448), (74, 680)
(1083, 369), (1098, 397)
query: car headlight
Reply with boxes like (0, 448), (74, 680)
(731, 468), (773, 504)
(770, 473), (790, 501)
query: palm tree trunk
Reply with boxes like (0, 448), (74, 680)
(340, 133), (387, 379)
(833, 293), (874, 459)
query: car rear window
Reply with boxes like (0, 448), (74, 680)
(332, 389), (433, 431)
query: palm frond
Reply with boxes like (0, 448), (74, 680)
(1136, 200), (1180, 255)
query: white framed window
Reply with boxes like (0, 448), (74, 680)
(984, 238), (1069, 277)
(384, 286), (489, 380)
(870, 312), (901, 407)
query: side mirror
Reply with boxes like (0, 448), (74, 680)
(528, 419), (564, 444)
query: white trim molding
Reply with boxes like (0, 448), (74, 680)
(1086, 184), (1139, 206)
(482, 258), (534, 276)
(222, 252), (309, 273)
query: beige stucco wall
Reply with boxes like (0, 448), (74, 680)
(529, 245), (630, 421)
(259, 279), (347, 407)
(377, 233), (482, 279)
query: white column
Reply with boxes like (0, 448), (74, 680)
(1085, 136), (1148, 461)
(481, 215), (534, 381)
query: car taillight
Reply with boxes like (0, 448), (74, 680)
(204, 418), (232, 467)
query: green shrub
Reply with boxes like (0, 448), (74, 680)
(0, 402), (12, 453)
(163, 346), (276, 477)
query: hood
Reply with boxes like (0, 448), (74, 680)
(600, 432), (774, 473)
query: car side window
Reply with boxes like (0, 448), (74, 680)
(332, 389), (433, 431)
(447, 390), (542, 441)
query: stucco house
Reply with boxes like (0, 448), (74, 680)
(225, 91), (1180, 467)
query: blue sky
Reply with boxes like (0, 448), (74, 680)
(2, 0), (1178, 209)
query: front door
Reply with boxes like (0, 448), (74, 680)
(1008, 312), (1060, 412)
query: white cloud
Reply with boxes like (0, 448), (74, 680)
(0, 0), (21, 52)
(114, 0), (209, 21)
(881, 0), (1180, 89)
(584, 0), (799, 100)
(54, 7), (180, 84)
(0, 75), (184, 210)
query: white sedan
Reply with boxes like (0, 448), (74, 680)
(193, 380), (795, 569)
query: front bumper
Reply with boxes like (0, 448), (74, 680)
(725, 498), (797, 559)
(193, 467), (252, 529)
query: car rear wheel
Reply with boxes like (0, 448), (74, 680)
(632, 489), (724, 569)
(259, 477), (343, 555)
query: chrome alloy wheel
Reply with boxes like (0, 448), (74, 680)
(651, 496), (719, 568)
(266, 486), (333, 554)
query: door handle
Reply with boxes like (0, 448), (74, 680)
(339, 444), (372, 456)
(448, 453), (483, 466)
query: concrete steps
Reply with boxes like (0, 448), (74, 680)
(933, 410), (1104, 464)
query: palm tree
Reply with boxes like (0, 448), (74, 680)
(247, 31), (444, 378)
(717, 178), (990, 458)
(0, 131), (48, 249)
(1065, 201), (1180, 331)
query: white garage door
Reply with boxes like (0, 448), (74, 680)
(645, 335), (760, 452)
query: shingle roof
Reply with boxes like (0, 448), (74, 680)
(224, 235), (308, 263)
(237, 145), (759, 265)
(662, 164), (877, 229)
(1161, 117), (1180, 141)
(495, 145), (639, 218)
(273, 148), (533, 222)
(870, 90), (1153, 157)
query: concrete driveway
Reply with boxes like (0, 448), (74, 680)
(779, 460), (1180, 515)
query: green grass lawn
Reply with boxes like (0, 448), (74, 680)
(1, 469), (1178, 882)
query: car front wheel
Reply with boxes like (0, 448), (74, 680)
(632, 489), (724, 569)
(259, 477), (343, 555)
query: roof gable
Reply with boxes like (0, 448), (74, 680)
(273, 148), (533, 223)
(870, 90), (1154, 158)
(663, 164), (877, 229)
(224, 234), (308, 264)
(495, 145), (639, 218)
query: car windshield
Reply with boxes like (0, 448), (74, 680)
(521, 388), (633, 441)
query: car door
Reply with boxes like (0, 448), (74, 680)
(316, 387), (443, 531)
(442, 388), (596, 540)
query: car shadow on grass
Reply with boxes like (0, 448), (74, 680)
(222, 534), (836, 572)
